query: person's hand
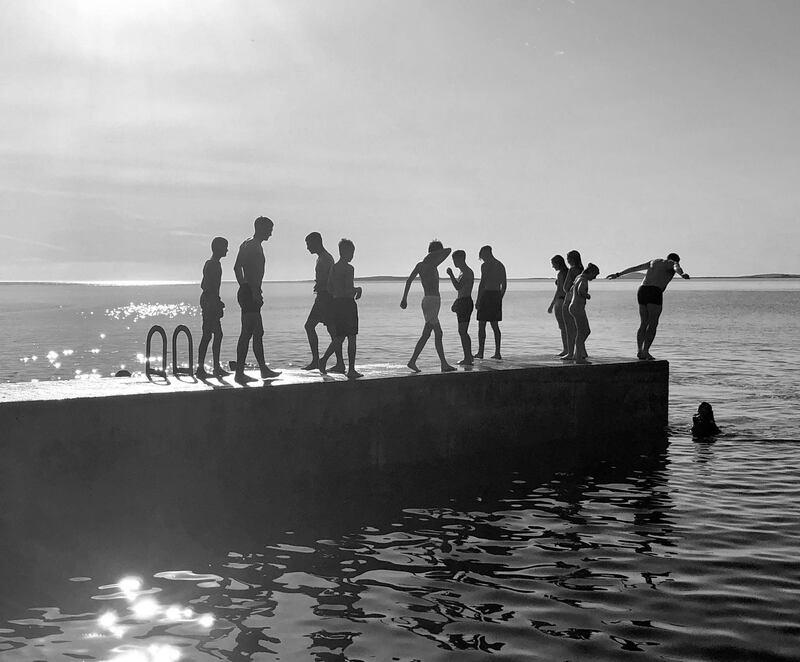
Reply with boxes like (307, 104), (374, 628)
(446, 267), (454, 277)
(682, 273), (690, 279)
(354, 287), (362, 300)
(547, 304), (553, 314)
(607, 272), (620, 280)
(400, 298), (407, 309)
(586, 293), (591, 300)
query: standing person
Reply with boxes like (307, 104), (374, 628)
(233, 216), (281, 384)
(319, 238), (362, 379)
(607, 253), (690, 360)
(547, 254), (569, 357)
(568, 263), (600, 364)
(474, 245), (506, 360)
(196, 236), (229, 379)
(400, 240), (456, 373)
(446, 250), (475, 365)
(561, 250), (584, 361)
(302, 232), (344, 373)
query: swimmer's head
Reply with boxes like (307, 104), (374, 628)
(254, 216), (274, 240)
(479, 245), (492, 261)
(428, 239), (444, 253)
(305, 232), (323, 254)
(338, 238), (355, 262)
(551, 254), (567, 271)
(566, 250), (583, 269)
(584, 263), (599, 279)
(667, 253), (680, 263)
(697, 401), (715, 418)
(452, 249), (466, 267)
(211, 236), (228, 258)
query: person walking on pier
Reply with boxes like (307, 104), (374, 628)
(302, 232), (344, 373)
(547, 254), (569, 357)
(607, 253), (689, 360)
(568, 263), (599, 364)
(400, 241), (456, 373)
(196, 237), (229, 379)
(233, 216), (281, 384)
(319, 238), (362, 379)
(560, 250), (584, 361)
(446, 250), (475, 365)
(474, 245), (506, 360)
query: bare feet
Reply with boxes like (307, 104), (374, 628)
(556, 351), (569, 358)
(645, 353), (656, 361)
(473, 352), (484, 359)
(560, 354), (574, 361)
(235, 372), (257, 385)
(407, 361), (421, 373)
(261, 366), (282, 379)
(574, 358), (591, 365)
(214, 366), (230, 378)
(347, 369), (363, 379)
(458, 358), (473, 366)
(441, 364), (456, 372)
(195, 367), (211, 379)
(328, 363), (346, 374)
(302, 361), (319, 371)
(491, 353), (502, 360)
(318, 360), (328, 374)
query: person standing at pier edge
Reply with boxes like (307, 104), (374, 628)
(474, 245), (506, 360)
(400, 241), (456, 373)
(233, 216), (281, 384)
(560, 250), (584, 361)
(607, 253), (690, 360)
(302, 232), (344, 373)
(446, 250), (475, 365)
(196, 237), (229, 379)
(319, 238), (362, 379)
(547, 254), (569, 357)
(568, 263), (599, 364)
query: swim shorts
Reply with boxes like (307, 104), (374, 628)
(306, 291), (333, 327)
(331, 297), (358, 336)
(637, 285), (663, 306)
(451, 297), (474, 324)
(421, 295), (441, 324)
(477, 290), (502, 322)
(237, 284), (263, 313)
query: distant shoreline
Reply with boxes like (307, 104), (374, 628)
(0, 274), (798, 286)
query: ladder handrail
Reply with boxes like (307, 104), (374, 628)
(145, 325), (168, 379)
(172, 325), (194, 376)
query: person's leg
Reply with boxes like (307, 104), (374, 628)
(433, 323), (455, 372)
(637, 304), (649, 359)
(235, 314), (257, 383)
(211, 323), (227, 375)
(642, 304), (662, 359)
(554, 304), (568, 356)
(408, 324), (432, 372)
(303, 312), (320, 370)
(458, 321), (473, 365)
(490, 321), (502, 359)
(319, 336), (345, 373)
(562, 300), (576, 360)
(574, 311), (591, 364)
(251, 313), (280, 378)
(475, 321), (487, 358)
(197, 328), (212, 376)
(328, 324), (346, 372)
(346, 334), (362, 378)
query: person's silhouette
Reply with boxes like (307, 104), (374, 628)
(446, 250), (475, 366)
(474, 245), (506, 360)
(400, 241), (456, 373)
(560, 250), (584, 361)
(547, 255), (569, 357)
(568, 263), (599, 364)
(196, 236), (229, 379)
(233, 216), (281, 384)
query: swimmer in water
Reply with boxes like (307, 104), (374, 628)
(692, 401), (721, 438)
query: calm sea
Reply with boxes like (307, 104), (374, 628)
(1, 280), (799, 661)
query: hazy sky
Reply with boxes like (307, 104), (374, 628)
(1, 0), (798, 280)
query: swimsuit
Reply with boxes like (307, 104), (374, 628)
(237, 284), (262, 313)
(477, 290), (502, 322)
(331, 297), (358, 336)
(637, 285), (663, 306)
(307, 291), (333, 327)
(421, 295), (441, 324)
(452, 297), (474, 324)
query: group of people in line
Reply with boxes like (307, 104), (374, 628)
(195, 216), (689, 383)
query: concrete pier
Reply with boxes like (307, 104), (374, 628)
(0, 357), (667, 511)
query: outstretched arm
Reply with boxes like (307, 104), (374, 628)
(400, 264), (421, 308)
(607, 262), (650, 279)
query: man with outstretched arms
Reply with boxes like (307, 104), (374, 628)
(400, 240), (456, 373)
(607, 253), (690, 360)
(233, 216), (281, 384)
(474, 245), (507, 360)
(303, 232), (344, 373)
(446, 250), (475, 365)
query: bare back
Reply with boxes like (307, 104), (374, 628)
(419, 262), (441, 296)
(329, 261), (355, 298)
(235, 238), (265, 291)
(642, 259), (677, 291)
(481, 258), (506, 292)
(457, 266), (474, 299)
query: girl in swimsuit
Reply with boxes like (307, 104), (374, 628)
(547, 255), (569, 357)
(561, 250), (584, 360)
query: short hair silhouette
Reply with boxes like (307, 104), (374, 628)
(452, 249), (466, 261)
(428, 239), (443, 253)
(551, 254), (567, 270)
(254, 216), (273, 232)
(211, 236), (228, 252)
(480, 245), (492, 255)
(585, 262), (599, 275)
(305, 231), (322, 243)
(667, 252), (681, 262)
(339, 238), (355, 254)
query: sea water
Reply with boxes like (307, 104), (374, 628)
(0, 280), (799, 660)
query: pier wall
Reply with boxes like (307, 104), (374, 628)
(0, 362), (667, 518)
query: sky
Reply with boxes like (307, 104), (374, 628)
(1, 0), (798, 281)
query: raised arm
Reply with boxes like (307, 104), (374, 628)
(423, 247), (452, 268)
(446, 266), (460, 290)
(607, 261), (650, 279)
(400, 263), (421, 308)
(673, 260), (690, 279)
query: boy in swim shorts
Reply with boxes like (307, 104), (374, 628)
(446, 250), (475, 365)
(400, 240), (456, 373)
(568, 263), (599, 364)
(474, 245), (507, 359)
(196, 236), (229, 379)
